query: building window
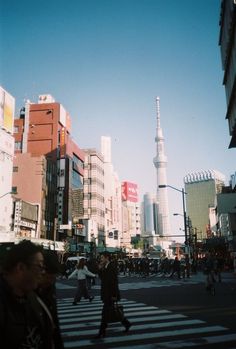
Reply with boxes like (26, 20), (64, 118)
(12, 187), (17, 194)
(13, 166), (18, 172)
(14, 126), (19, 133)
(73, 153), (84, 168)
(15, 141), (22, 150)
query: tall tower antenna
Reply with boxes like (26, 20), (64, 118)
(156, 96), (161, 129)
(153, 97), (171, 239)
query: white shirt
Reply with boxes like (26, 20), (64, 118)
(68, 266), (95, 280)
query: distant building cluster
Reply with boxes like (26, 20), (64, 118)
(0, 90), (144, 255)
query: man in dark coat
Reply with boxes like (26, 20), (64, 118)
(36, 250), (64, 349)
(96, 251), (131, 338)
(170, 256), (181, 278)
(0, 240), (56, 349)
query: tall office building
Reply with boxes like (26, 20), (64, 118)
(184, 170), (225, 240)
(142, 193), (156, 236)
(153, 97), (171, 238)
(219, 0), (236, 148)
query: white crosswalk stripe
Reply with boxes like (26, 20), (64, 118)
(56, 278), (200, 291)
(57, 297), (236, 348)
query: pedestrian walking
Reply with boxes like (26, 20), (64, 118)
(68, 257), (95, 305)
(96, 251), (131, 338)
(0, 240), (57, 349)
(184, 254), (191, 278)
(170, 256), (181, 279)
(86, 257), (98, 290)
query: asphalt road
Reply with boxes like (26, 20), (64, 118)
(56, 271), (236, 349)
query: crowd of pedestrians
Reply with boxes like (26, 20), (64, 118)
(116, 255), (193, 278)
(0, 239), (234, 348)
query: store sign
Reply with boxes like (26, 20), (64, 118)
(20, 220), (36, 229)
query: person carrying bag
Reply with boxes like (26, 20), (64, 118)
(95, 251), (131, 338)
(106, 301), (124, 323)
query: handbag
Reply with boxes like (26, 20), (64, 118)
(106, 302), (124, 323)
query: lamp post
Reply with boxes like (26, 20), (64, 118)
(0, 191), (15, 199)
(159, 184), (188, 252)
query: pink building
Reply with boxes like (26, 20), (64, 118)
(13, 95), (84, 241)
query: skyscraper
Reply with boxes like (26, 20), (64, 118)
(142, 193), (156, 235)
(184, 170), (225, 240)
(153, 97), (171, 238)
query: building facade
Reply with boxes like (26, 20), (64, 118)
(216, 189), (236, 251)
(121, 181), (141, 250)
(101, 136), (122, 250)
(219, 0), (236, 148)
(83, 148), (105, 248)
(142, 192), (156, 236)
(13, 94), (84, 241)
(13, 199), (39, 238)
(0, 86), (15, 240)
(12, 153), (47, 238)
(184, 170), (225, 240)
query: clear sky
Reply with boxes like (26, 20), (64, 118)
(1, 0), (235, 241)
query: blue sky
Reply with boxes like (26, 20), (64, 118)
(1, 0), (234, 240)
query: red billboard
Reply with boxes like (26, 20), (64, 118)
(122, 181), (138, 202)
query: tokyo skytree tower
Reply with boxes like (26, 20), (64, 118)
(153, 97), (171, 237)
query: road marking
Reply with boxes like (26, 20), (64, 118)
(59, 309), (171, 323)
(60, 314), (187, 330)
(63, 319), (204, 337)
(114, 333), (236, 348)
(57, 297), (235, 349)
(63, 326), (227, 348)
(56, 278), (201, 290)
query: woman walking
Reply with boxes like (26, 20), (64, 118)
(68, 258), (96, 305)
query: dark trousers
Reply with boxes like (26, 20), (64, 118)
(74, 279), (91, 302)
(99, 300), (130, 334)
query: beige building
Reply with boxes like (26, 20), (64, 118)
(101, 136), (122, 249)
(13, 199), (39, 238)
(184, 170), (225, 240)
(83, 148), (105, 246)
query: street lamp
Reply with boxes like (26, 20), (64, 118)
(159, 184), (188, 251)
(0, 191), (16, 199)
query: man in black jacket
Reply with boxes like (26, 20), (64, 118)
(0, 240), (57, 349)
(96, 251), (131, 338)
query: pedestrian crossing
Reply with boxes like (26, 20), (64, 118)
(57, 296), (236, 348)
(56, 277), (201, 291)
